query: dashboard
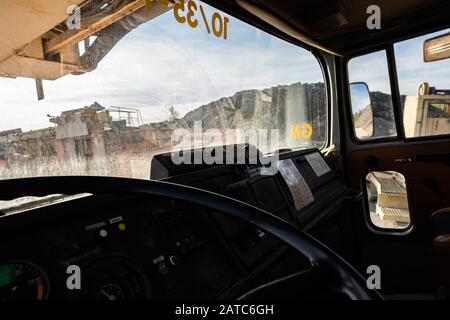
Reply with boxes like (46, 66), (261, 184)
(0, 148), (359, 300)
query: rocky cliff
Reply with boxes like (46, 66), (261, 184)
(172, 82), (327, 144)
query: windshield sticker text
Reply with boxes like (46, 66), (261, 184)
(291, 123), (313, 140)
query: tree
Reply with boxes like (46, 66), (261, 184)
(168, 106), (180, 122)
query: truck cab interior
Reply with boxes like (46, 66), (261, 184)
(0, 0), (449, 301)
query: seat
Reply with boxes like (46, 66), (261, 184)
(431, 208), (450, 289)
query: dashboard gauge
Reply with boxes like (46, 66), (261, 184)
(96, 283), (125, 301)
(80, 256), (150, 300)
(0, 261), (49, 300)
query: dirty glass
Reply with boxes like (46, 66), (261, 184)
(0, 0), (326, 180)
(395, 30), (450, 138)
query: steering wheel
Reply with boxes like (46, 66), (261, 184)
(0, 176), (382, 300)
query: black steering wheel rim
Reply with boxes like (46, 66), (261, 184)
(0, 176), (382, 300)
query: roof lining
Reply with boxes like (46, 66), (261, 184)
(236, 0), (343, 56)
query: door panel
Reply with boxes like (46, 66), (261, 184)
(346, 141), (450, 293)
(347, 141), (450, 238)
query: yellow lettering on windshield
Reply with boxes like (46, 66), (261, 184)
(147, 0), (230, 40)
(292, 124), (302, 140)
(292, 124), (313, 140)
(302, 123), (313, 139)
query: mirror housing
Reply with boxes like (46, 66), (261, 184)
(424, 32), (450, 62)
(349, 82), (374, 139)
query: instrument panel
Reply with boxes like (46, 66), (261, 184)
(0, 260), (49, 300)
(0, 195), (247, 300)
(0, 148), (352, 300)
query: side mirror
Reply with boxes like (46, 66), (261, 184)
(349, 82), (374, 139)
(424, 32), (450, 62)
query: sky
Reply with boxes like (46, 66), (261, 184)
(349, 28), (450, 107)
(0, 3), (449, 132)
(0, 2), (323, 131)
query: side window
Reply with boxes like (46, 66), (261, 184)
(365, 171), (411, 230)
(348, 50), (397, 140)
(395, 30), (450, 138)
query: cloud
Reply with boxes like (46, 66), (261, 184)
(0, 7), (323, 131)
(395, 29), (450, 95)
(348, 51), (392, 94)
(349, 29), (450, 97)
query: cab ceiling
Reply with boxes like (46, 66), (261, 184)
(226, 0), (450, 54)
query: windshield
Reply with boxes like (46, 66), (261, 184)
(0, 0), (327, 180)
